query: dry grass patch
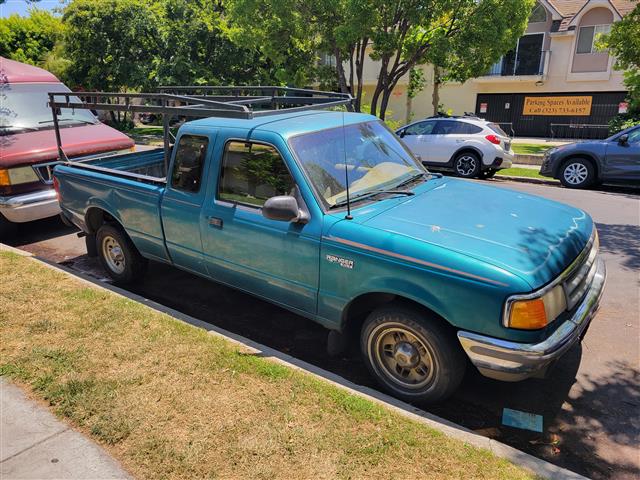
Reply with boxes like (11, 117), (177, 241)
(0, 251), (538, 480)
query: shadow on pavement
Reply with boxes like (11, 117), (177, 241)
(597, 223), (640, 272)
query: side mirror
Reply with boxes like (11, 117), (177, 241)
(398, 129), (406, 138)
(262, 195), (304, 223)
(618, 134), (629, 145)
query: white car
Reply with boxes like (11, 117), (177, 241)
(396, 116), (514, 179)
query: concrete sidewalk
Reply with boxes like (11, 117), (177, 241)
(0, 378), (129, 480)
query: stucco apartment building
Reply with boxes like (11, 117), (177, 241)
(366, 0), (638, 138)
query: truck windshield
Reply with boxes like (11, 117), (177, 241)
(289, 120), (426, 208)
(0, 83), (98, 135)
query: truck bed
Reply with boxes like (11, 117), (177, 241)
(54, 147), (170, 262)
(73, 147), (167, 181)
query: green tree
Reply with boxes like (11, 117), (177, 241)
(0, 9), (65, 65)
(425, 0), (534, 116)
(364, 0), (533, 119)
(602, 3), (640, 131)
(155, 0), (274, 86)
(62, 0), (161, 92)
(227, 0), (533, 119)
(224, 0), (320, 86)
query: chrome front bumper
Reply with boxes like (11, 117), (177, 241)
(457, 258), (606, 381)
(0, 189), (60, 223)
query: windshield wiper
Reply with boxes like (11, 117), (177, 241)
(330, 189), (414, 209)
(394, 171), (428, 188)
(0, 125), (40, 134)
(38, 118), (96, 125)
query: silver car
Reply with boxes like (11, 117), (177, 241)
(396, 116), (514, 179)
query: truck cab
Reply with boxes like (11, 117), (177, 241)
(53, 89), (606, 403)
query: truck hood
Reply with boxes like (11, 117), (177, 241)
(362, 179), (593, 288)
(0, 123), (134, 168)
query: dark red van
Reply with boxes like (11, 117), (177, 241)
(0, 57), (134, 237)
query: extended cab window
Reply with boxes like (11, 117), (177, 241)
(171, 135), (208, 193)
(218, 141), (295, 207)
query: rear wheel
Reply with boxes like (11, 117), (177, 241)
(559, 158), (595, 189)
(361, 305), (466, 403)
(96, 224), (147, 284)
(453, 152), (481, 178)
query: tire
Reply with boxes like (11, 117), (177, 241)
(479, 169), (497, 179)
(360, 305), (466, 403)
(96, 224), (147, 284)
(559, 158), (595, 189)
(453, 152), (481, 178)
(0, 213), (17, 241)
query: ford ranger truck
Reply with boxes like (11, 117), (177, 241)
(0, 57), (134, 238)
(54, 111), (606, 403)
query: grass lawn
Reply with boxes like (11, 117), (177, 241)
(496, 167), (557, 181)
(511, 144), (554, 155)
(0, 251), (537, 480)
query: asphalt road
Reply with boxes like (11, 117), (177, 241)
(6, 179), (640, 480)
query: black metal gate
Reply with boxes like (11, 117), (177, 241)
(475, 91), (627, 139)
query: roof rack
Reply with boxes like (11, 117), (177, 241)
(47, 86), (353, 166)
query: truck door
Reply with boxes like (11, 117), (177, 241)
(161, 132), (215, 275)
(200, 138), (320, 315)
(603, 127), (640, 182)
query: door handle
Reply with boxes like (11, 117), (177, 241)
(207, 216), (223, 228)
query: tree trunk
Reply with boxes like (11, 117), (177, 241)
(333, 48), (350, 95)
(354, 38), (367, 112)
(432, 66), (441, 115)
(405, 93), (413, 124)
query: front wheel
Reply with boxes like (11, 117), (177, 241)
(361, 306), (466, 403)
(559, 158), (595, 189)
(453, 152), (481, 178)
(96, 224), (147, 284)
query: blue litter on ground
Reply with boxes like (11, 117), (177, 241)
(502, 408), (543, 433)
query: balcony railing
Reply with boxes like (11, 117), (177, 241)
(486, 50), (549, 77)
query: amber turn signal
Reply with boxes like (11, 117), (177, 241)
(508, 298), (548, 330)
(0, 169), (10, 187)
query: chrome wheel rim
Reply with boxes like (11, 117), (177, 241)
(563, 163), (588, 185)
(456, 156), (477, 176)
(101, 235), (125, 274)
(369, 324), (436, 390)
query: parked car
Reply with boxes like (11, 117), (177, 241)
(396, 115), (514, 179)
(540, 125), (640, 188)
(0, 57), (134, 238)
(54, 95), (605, 404)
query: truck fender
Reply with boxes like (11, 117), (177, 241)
(341, 277), (454, 332)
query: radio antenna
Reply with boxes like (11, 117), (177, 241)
(342, 109), (353, 220)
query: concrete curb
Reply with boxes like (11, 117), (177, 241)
(495, 175), (560, 186)
(513, 154), (544, 166)
(0, 244), (589, 480)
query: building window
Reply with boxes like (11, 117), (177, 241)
(576, 24), (611, 54)
(529, 3), (547, 23)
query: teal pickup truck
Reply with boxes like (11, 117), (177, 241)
(52, 89), (606, 403)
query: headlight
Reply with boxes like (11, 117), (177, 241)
(505, 284), (567, 330)
(0, 167), (40, 186)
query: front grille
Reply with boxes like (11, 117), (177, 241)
(32, 162), (58, 185)
(562, 236), (598, 310)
